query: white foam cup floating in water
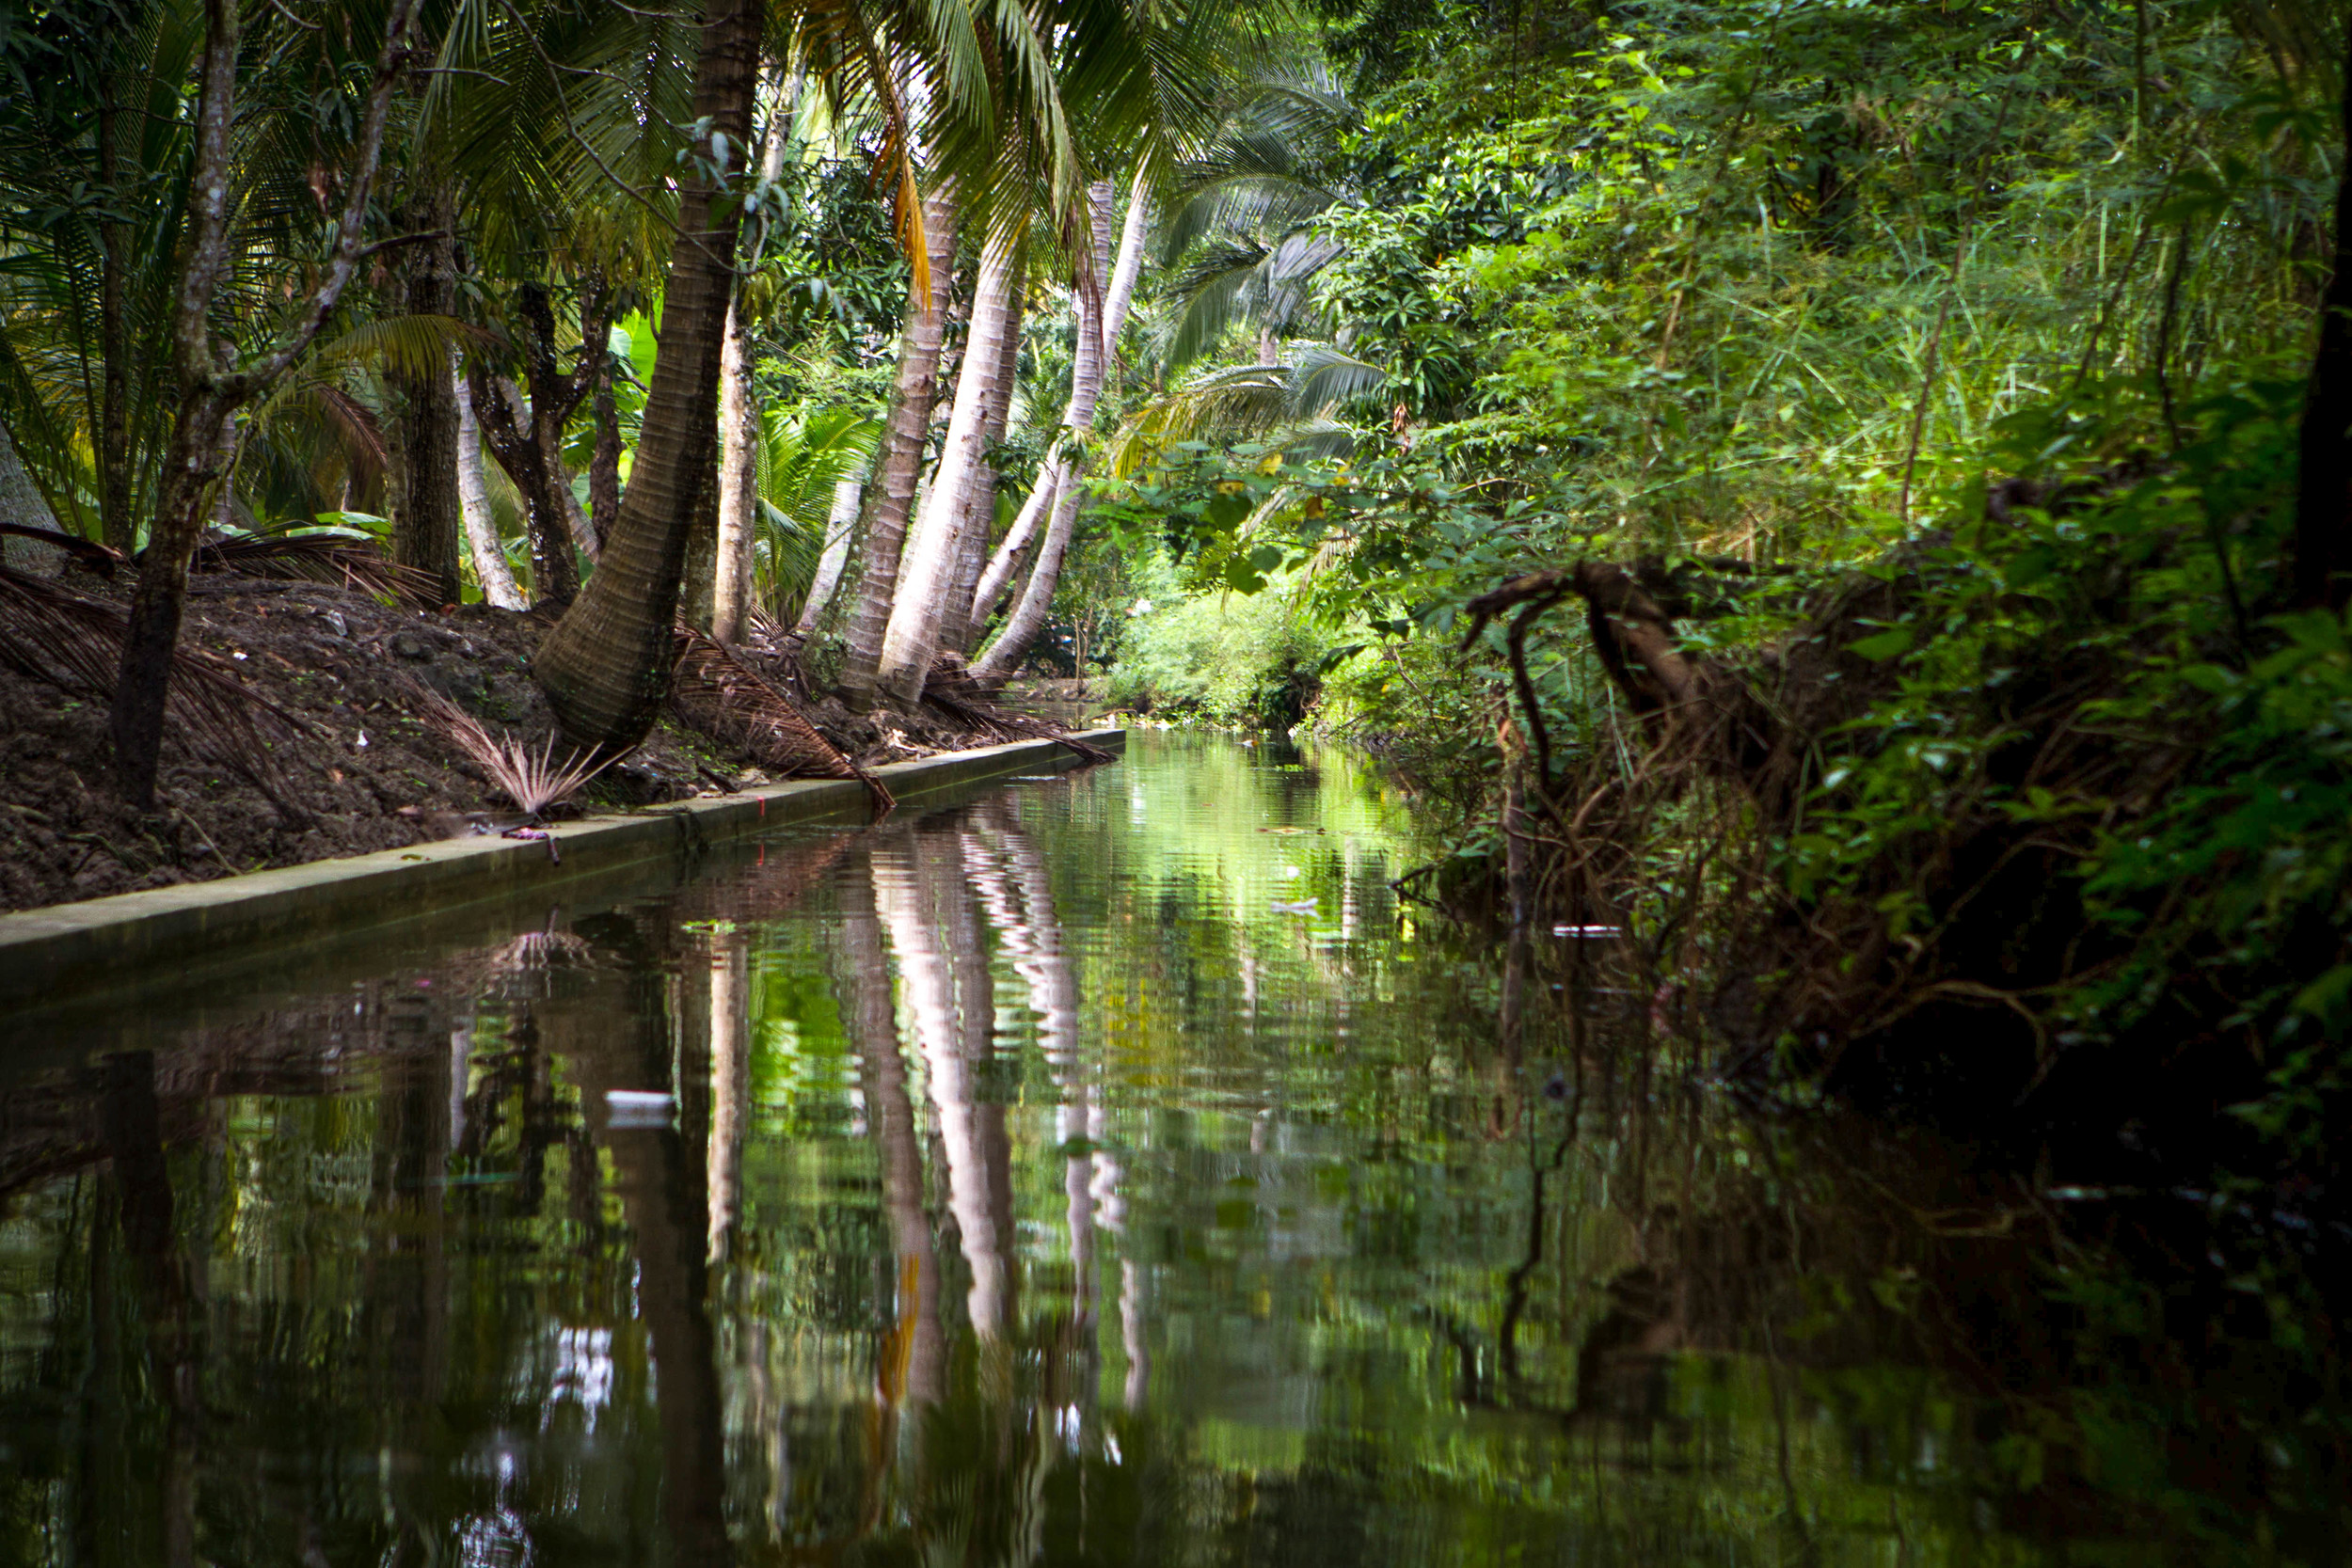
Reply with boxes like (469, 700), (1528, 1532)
(604, 1089), (675, 1128)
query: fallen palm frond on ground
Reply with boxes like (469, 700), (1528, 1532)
(922, 653), (1115, 766)
(408, 684), (619, 816)
(669, 626), (895, 816)
(194, 523), (439, 606)
(0, 564), (310, 817)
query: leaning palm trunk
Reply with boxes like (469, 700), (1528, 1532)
(109, 0), (421, 810)
(532, 0), (764, 754)
(966, 172), (1142, 640)
(968, 464), (1056, 633)
(712, 85), (797, 645)
(835, 179), (959, 710)
(453, 363), (525, 609)
(793, 478), (863, 637)
(1100, 165), (1150, 370)
(940, 260), (1025, 653)
(973, 182), (1115, 680)
(875, 223), (1023, 704)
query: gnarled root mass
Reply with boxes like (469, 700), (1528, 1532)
(1475, 520), (2217, 1144)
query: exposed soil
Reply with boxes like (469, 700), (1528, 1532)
(0, 564), (1063, 915)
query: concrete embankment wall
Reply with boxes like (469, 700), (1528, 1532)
(0, 729), (1123, 1022)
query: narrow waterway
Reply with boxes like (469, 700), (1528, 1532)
(0, 734), (2330, 1563)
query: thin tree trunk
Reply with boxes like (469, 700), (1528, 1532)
(589, 353), (623, 548)
(974, 182), (1114, 681)
(712, 83), (796, 645)
(453, 363), (525, 609)
(942, 259), (1025, 653)
(793, 478), (862, 637)
(970, 464), (1056, 631)
(877, 224), (1022, 702)
(712, 297), (758, 642)
(110, 0), (420, 810)
(836, 179), (959, 709)
(1101, 165), (1150, 370)
(2297, 7), (2352, 611)
(390, 182), (462, 606)
(97, 87), (132, 555)
(532, 0), (767, 752)
(679, 457), (720, 632)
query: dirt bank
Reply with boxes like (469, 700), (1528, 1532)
(0, 563), (1061, 915)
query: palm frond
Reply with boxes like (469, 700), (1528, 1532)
(410, 683), (620, 817)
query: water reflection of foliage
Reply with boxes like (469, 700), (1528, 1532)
(0, 737), (2344, 1563)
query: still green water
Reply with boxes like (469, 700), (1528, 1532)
(0, 735), (2332, 1564)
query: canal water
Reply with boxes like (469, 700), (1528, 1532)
(0, 734), (2338, 1564)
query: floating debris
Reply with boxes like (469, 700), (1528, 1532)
(605, 1089), (675, 1128)
(1551, 924), (1622, 938)
(1271, 896), (1320, 916)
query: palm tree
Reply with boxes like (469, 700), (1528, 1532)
(536, 0), (1057, 748)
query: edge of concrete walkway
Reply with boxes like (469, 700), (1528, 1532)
(0, 727), (1123, 1014)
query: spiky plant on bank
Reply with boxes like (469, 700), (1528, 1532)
(408, 685), (618, 817)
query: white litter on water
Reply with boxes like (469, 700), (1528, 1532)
(1271, 897), (1320, 916)
(605, 1089), (675, 1128)
(1552, 925), (1623, 938)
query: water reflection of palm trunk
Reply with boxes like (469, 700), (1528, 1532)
(968, 805), (1134, 1413)
(839, 859), (946, 1412)
(707, 929), (750, 1264)
(553, 956), (731, 1564)
(874, 832), (1013, 1345)
(100, 1050), (200, 1568)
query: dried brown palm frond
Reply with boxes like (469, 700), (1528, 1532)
(922, 653), (1113, 766)
(738, 609), (815, 700)
(407, 685), (619, 817)
(0, 523), (125, 577)
(0, 564), (311, 817)
(192, 523), (440, 607)
(669, 626), (894, 816)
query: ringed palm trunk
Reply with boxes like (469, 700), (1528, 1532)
(968, 463), (1056, 634)
(875, 223), (1023, 704)
(973, 182), (1115, 681)
(966, 173), (1141, 639)
(453, 363), (524, 609)
(835, 179), (959, 710)
(712, 84), (798, 645)
(940, 260), (1025, 654)
(533, 0), (763, 754)
(711, 297), (758, 643)
(793, 478), (863, 637)
(1100, 165), (1150, 371)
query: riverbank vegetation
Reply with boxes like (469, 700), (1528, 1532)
(6, 0), (2352, 1167)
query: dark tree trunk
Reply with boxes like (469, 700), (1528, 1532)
(390, 182), (462, 606)
(466, 280), (614, 610)
(532, 0), (764, 752)
(590, 353), (623, 549)
(110, 0), (420, 810)
(2296, 10), (2352, 612)
(98, 87), (132, 555)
